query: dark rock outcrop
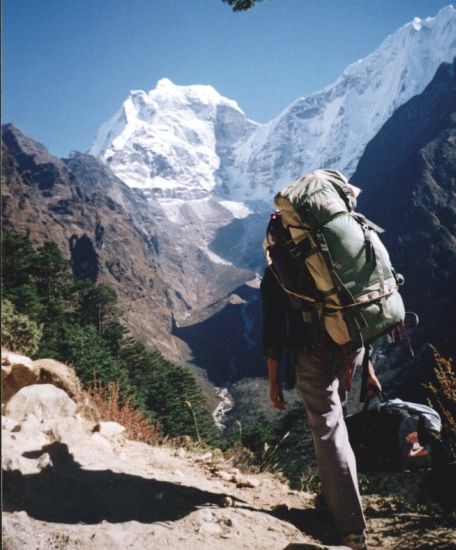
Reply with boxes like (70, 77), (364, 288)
(352, 59), (456, 364)
(2, 125), (181, 359)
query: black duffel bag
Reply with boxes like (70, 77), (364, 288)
(345, 397), (441, 472)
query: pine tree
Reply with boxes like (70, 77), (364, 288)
(34, 241), (77, 322)
(58, 324), (130, 390)
(1, 232), (38, 291)
(76, 282), (118, 333)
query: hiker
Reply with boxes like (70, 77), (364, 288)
(261, 211), (382, 550)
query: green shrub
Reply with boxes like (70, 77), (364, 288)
(1, 299), (43, 356)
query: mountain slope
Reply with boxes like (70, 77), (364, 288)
(352, 58), (456, 359)
(1, 124), (176, 358)
(1, 125), (253, 361)
(2, 124), (262, 387)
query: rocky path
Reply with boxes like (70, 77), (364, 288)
(2, 352), (456, 550)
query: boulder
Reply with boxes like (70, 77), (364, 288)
(48, 416), (91, 447)
(93, 421), (126, 439)
(33, 358), (83, 400)
(2, 354), (40, 404)
(5, 384), (77, 422)
(2, 413), (53, 473)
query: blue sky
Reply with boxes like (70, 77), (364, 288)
(3, 0), (452, 157)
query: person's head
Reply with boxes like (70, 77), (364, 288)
(263, 211), (294, 265)
(266, 211), (293, 249)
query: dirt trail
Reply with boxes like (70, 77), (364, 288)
(2, 352), (455, 550)
(3, 435), (456, 550)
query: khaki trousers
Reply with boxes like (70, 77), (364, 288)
(296, 344), (367, 534)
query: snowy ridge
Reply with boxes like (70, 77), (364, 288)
(90, 5), (456, 206)
(229, 4), (456, 199)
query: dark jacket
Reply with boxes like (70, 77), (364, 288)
(260, 265), (312, 360)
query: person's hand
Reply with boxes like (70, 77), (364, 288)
(269, 381), (286, 410)
(367, 361), (382, 391)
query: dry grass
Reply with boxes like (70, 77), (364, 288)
(87, 381), (160, 445)
(425, 349), (456, 461)
(223, 442), (258, 473)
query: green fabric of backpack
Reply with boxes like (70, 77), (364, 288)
(274, 168), (405, 345)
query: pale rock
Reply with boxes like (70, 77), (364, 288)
(94, 421), (126, 439)
(2, 452), (47, 475)
(217, 470), (235, 482)
(34, 358), (82, 400)
(2, 414), (53, 471)
(235, 475), (260, 489)
(48, 416), (91, 447)
(177, 447), (186, 458)
(196, 451), (213, 461)
(2, 415), (17, 432)
(1, 351), (34, 368)
(200, 522), (222, 535)
(90, 432), (115, 453)
(196, 508), (214, 522)
(5, 384), (77, 421)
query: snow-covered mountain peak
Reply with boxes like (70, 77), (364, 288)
(149, 78), (244, 113)
(90, 79), (257, 198)
(90, 5), (456, 206)
(155, 77), (175, 89)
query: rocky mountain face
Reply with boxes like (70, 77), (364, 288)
(90, 76), (269, 274)
(90, 78), (258, 201)
(1, 124), (255, 366)
(351, 58), (456, 397)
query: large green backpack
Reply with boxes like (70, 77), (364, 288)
(274, 169), (405, 346)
